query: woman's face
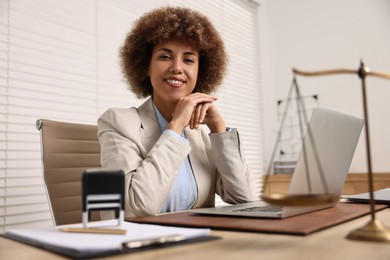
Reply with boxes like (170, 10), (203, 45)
(149, 40), (199, 106)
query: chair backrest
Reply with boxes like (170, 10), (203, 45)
(36, 119), (101, 225)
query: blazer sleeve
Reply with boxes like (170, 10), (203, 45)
(97, 108), (191, 218)
(209, 129), (256, 203)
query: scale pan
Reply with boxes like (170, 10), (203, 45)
(261, 193), (340, 207)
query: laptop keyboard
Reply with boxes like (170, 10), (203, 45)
(233, 204), (283, 213)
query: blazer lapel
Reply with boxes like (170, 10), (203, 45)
(138, 98), (161, 154)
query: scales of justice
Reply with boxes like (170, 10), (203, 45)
(261, 61), (390, 242)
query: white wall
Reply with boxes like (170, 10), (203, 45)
(260, 0), (390, 173)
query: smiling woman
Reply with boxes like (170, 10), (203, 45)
(97, 6), (256, 219)
(0, 0), (262, 232)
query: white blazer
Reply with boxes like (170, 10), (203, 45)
(97, 98), (254, 218)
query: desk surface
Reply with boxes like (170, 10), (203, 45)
(2, 209), (390, 260)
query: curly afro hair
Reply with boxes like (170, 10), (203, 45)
(119, 6), (227, 98)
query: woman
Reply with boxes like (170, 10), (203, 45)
(98, 6), (254, 218)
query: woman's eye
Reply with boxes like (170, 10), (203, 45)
(184, 58), (194, 63)
(159, 55), (171, 60)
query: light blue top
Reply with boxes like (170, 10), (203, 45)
(152, 103), (198, 212)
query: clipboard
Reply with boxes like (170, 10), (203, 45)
(2, 220), (218, 259)
(2, 233), (218, 259)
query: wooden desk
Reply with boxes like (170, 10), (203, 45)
(2, 209), (390, 260)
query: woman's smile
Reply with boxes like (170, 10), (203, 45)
(165, 77), (186, 88)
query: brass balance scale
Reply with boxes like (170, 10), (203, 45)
(261, 61), (390, 242)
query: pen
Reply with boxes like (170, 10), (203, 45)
(123, 234), (186, 249)
(60, 227), (127, 235)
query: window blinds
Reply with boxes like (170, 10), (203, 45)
(0, 0), (263, 232)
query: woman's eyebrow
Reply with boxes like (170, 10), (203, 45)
(183, 51), (197, 56)
(158, 48), (197, 56)
(158, 48), (173, 53)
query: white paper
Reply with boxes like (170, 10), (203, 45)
(6, 219), (210, 253)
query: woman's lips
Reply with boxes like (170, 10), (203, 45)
(165, 78), (185, 88)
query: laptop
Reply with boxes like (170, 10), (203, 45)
(191, 107), (364, 218)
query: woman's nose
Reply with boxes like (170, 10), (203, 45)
(169, 60), (183, 74)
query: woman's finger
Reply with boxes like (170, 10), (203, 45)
(191, 103), (203, 129)
(199, 102), (211, 124)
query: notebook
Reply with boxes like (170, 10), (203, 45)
(191, 107), (364, 218)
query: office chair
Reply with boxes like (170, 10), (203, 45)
(36, 119), (101, 225)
